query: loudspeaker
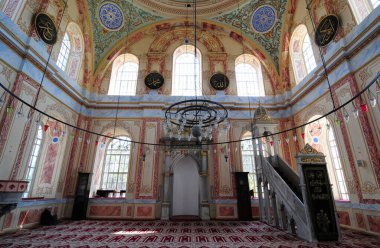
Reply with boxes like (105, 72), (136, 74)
(235, 172), (252, 220)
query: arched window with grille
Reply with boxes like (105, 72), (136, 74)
(348, 0), (379, 24)
(56, 33), (71, 71)
(101, 136), (131, 191)
(172, 45), (202, 96)
(108, 54), (139, 96)
(23, 125), (44, 198)
(290, 25), (317, 84)
(304, 116), (349, 200)
(235, 54), (265, 96)
(241, 134), (258, 197)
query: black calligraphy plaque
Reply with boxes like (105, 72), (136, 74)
(210, 73), (229, 90)
(145, 72), (164, 89)
(302, 164), (339, 241)
(315, 15), (339, 47)
(34, 13), (58, 45)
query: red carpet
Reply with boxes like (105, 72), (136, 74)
(0, 220), (379, 247)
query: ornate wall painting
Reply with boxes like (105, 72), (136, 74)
(97, 1), (125, 31)
(251, 5), (277, 33)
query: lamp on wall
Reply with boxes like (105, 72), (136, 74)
(163, 0), (229, 142)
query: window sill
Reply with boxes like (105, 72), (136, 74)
(21, 197), (45, 201)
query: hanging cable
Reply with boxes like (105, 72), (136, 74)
(31, 0), (68, 113)
(305, 0), (336, 111)
(1, 71), (378, 147)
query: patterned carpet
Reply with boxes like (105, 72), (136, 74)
(1, 220), (380, 248)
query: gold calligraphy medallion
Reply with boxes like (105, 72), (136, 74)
(315, 15), (339, 47)
(34, 13), (58, 45)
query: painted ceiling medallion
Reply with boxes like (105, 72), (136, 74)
(98, 1), (124, 31)
(251, 5), (276, 33)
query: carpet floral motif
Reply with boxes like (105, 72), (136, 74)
(1, 220), (380, 248)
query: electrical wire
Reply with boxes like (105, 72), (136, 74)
(0, 71), (378, 147)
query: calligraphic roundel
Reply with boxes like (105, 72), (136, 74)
(210, 73), (229, 90)
(34, 13), (58, 45)
(145, 72), (164, 89)
(315, 15), (339, 47)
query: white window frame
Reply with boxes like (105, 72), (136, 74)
(302, 34), (317, 74)
(327, 126), (350, 200)
(56, 33), (71, 71)
(23, 125), (44, 198)
(172, 45), (202, 96)
(108, 54), (139, 96)
(241, 137), (259, 197)
(235, 54), (265, 96)
(100, 136), (131, 191)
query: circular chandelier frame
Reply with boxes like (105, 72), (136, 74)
(165, 99), (228, 129)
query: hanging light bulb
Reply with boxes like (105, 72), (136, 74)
(188, 133), (192, 141)
(342, 108), (350, 123)
(335, 118), (341, 127)
(285, 136), (290, 144)
(352, 102), (359, 118)
(360, 102), (368, 112)
(6, 105), (13, 114)
(277, 138), (281, 145)
(293, 134), (297, 142)
(368, 89), (377, 107)
(86, 138), (91, 144)
(359, 96), (368, 112)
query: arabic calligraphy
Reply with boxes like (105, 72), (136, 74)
(315, 15), (339, 47)
(210, 74), (229, 90)
(35, 13), (57, 45)
(145, 72), (164, 89)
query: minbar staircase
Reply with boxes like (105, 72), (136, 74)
(258, 155), (311, 241)
(259, 151), (340, 242)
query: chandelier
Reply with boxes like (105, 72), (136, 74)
(163, 1), (230, 142)
(164, 99), (229, 141)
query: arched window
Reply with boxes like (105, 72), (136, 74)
(348, 0), (379, 24)
(56, 33), (71, 71)
(23, 125), (43, 198)
(302, 34), (316, 74)
(290, 25), (317, 84)
(101, 136), (131, 191)
(305, 116), (349, 200)
(172, 45), (202, 96)
(241, 135), (258, 197)
(108, 54), (139, 95)
(327, 124), (349, 200)
(235, 54), (265, 96)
